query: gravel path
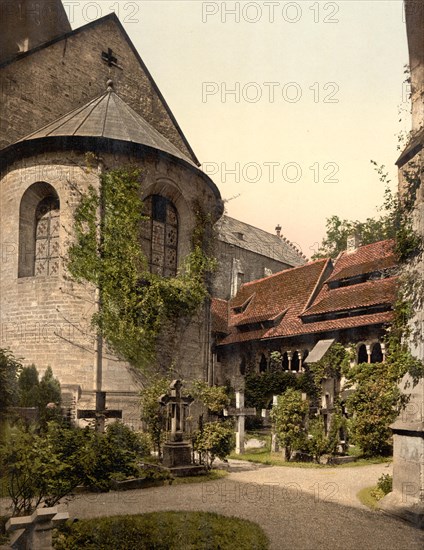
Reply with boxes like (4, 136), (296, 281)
(1, 461), (421, 549)
(224, 459), (394, 510)
(52, 462), (423, 550)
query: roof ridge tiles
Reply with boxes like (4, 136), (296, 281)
(239, 258), (328, 288)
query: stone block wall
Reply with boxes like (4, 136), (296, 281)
(212, 239), (293, 300)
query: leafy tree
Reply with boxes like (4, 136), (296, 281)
(312, 214), (394, 259)
(191, 381), (230, 415)
(17, 365), (62, 428)
(193, 421), (234, 469)
(18, 365), (39, 407)
(306, 416), (329, 463)
(67, 165), (215, 371)
(139, 377), (170, 458)
(37, 367), (62, 425)
(0, 349), (21, 420)
(345, 362), (401, 457)
(270, 388), (309, 461)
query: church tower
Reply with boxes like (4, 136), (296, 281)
(0, 0), (71, 63)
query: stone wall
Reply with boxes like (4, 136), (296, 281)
(212, 240), (292, 300)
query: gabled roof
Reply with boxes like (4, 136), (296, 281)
(215, 239), (398, 346)
(301, 278), (398, 318)
(218, 260), (329, 343)
(215, 216), (307, 267)
(15, 83), (196, 167)
(0, 13), (199, 165)
(325, 239), (396, 283)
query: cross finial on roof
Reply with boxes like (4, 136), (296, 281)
(101, 48), (123, 70)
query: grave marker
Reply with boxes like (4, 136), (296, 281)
(224, 390), (256, 454)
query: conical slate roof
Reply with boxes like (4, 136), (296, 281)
(17, 81), (196, 167)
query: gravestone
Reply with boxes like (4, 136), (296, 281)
(223, 390), (256, 454)
(159, 380), (204, 475)
(6, 507), (68, 550)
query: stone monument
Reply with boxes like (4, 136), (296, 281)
(159, 380), (205, 476)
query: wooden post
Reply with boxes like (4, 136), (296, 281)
(77, 391), (122, 425)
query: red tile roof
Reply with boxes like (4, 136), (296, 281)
(214, 239), (398, 346)
(326, 239), (396, 283)
(219, 311), (394, 345)
(211, 298), (229, 334)
(229, 259), (330, 328)
(302, 278), (398, 317)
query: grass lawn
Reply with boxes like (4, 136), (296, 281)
(357, 486), (380, 510)
(172, 469), (228, 484)
(230, 445), (392, 468)
(53, 511), (269, 549)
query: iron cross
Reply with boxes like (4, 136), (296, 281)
(101, 48), (123, 70)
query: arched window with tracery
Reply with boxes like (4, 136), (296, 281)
(34, 196), (60, 277)
(19, 183), (60, 278)
(141, 195), (178, 277)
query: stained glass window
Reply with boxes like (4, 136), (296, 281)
(141, 195), (178, 277)
(34, 196), (60, 277)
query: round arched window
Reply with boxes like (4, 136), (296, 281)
(141, 195), (178, 277)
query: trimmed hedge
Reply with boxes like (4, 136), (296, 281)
(53, 512), (269, 549)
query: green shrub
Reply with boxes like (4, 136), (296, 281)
(306, 417), (330, 463)
(270, 389), (308, 461)
(0, 421), (154, 513)
(16, 365), (62, 429)
(191, 380), (230, 414)
(0, 424), (83, 515)
(346, 362), (398, 456)
(193, 421), (234, 469)
(53, 512), (269, 550)
(0, 516), (9, 545)
(245, 371), (298, 410)
(139, 377), (170, 457)
(0, 349), (21, 431)
(377, 473), (393, 495)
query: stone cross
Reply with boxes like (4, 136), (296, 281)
(223, 390), (256, 454)
(159, 380), (194, 442)
(6, 507), (69, 550)
(77, 391), (122, 432)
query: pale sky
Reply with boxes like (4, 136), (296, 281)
(66, 1), (410, 258)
